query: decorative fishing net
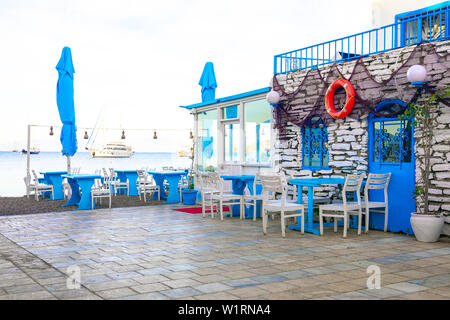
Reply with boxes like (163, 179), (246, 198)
(272, 42), (450, 140)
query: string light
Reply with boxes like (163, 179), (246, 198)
(121, 130), (126, 139)
(49, 126), (54, 136)
(153, 131), (158, 139)
(83, 131), (89, 139)
(189, 131), (193, 139)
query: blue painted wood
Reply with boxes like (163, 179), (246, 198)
(221, 175), (261, 219)
(61, 174), (102, 210)
(115, 170), (139, 196)
(40, 171), (68, 200)
(148, 171), (188, 203)
(288, 178), (345, 235)
(368, 115), (415, 234)
(274, 3), (450, 74)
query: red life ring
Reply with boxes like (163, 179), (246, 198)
(325, 79), (355, 119)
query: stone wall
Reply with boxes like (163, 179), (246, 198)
(271, 40), (450, 235)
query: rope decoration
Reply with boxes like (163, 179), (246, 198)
(272, 42), (450, 140)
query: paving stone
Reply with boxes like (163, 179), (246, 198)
(386, 282), (428, 293)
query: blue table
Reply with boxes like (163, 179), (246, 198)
(115, 170), (139, 196)
(62, 174), (102, 210)
(148, 170), (188, 203)
(288, 178), (345, 235)
(221, 175), (262, 219)
(40, 171), (67, 200)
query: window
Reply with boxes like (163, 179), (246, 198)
(302, 116), (329, 170)
(224, 123), (240, 162)
(244, 99), (271, 163)
(222, 105), (239, 120)
(373, 119), (412, 164)
(198, 109), (217, 171)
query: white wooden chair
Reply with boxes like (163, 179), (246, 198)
(91, 175), (112, 208)
(210, 172), (244, 220)
(362, 173), (391, 233)
(109, 168), (129, 196)
(243, 175), (264, 221)
(319, 174), (364, 238)
(137, 170), (160, 201)
(31, 170), (54, 201)
(259, 173), (305, 237)
(198, 172), (221, 218)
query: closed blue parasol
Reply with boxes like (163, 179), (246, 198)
(198, 62), (217, 102)
(56, 47), (77, 157)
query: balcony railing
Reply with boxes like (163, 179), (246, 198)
(273, 2), (450, 74)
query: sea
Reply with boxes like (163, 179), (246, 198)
(0, 151), (191, 197)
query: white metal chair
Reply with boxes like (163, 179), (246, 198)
(210, 172), (243, 220)
(109, 168), (129, 196)
(362, 173), (391, 233)
(319, 174), (364, 238)
(31, 170), (54, 201)
(178, 173), (189, 200)
(91, 175), (112, 208)
(137, 170), (160, 201)
(259, 174), (305, 237)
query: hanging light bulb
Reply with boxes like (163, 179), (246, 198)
(189, 131), (193, 139)
(49, 126), (54, 136)
(121, 130), (126, 139)
(153, 130), (158, 139)
(83, 131), (89, 139)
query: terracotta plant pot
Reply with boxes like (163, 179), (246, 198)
(410, 213), (444, 242)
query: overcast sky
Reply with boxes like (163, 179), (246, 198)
(0, 0), (376, 151)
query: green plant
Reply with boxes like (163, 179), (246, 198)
(399, 86), (450, 215)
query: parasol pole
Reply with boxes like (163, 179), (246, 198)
(67, 155), (71, 174)
(26, 124), (31, 197)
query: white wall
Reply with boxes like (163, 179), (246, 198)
(371, 0), (447, 28)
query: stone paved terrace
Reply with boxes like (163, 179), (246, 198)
(0, 204), (449, 300)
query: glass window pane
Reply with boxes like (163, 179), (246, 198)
(198, 110), (217, 171)
(244, 99), (271, 163)
(222, 105), (239, 120)
(224, 123), (240, 162)
(374, 119), (412, 163)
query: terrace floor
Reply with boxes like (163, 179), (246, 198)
(0, 204), (449, 300)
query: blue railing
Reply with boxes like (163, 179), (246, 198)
(274, 2), (450, 74)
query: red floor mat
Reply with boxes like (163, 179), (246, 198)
(172, 207), (230, 214)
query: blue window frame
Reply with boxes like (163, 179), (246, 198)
(302, 116), (329, 170)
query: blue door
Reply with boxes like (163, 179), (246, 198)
(368, 111), (415, 234)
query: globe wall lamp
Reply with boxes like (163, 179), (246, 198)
(407, 65), (427, 88)
(266, 90), (281, 107)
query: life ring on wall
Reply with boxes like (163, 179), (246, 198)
(325, 79), (355, 119)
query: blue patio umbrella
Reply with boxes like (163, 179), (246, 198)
(56, 47), (77, 159)
(199, 62), (217, 102)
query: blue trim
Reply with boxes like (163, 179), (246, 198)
(180, 87), (270, 110)
(376, 99), (407, 112)
(274, 1), (450, 74)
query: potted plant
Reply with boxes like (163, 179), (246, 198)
(181, 138), (198, 205)
(400, 86), (449, 242)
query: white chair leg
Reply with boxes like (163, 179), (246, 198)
(301, 211), (304, 234)
(109, 196), (111, 208)
(220, 201), (224, 221)
(262, 210), (267, 235)
(365, 206), (370, 233)
(319, 208), (323, 236)
(281, 211), (286, 238)
(384, 207), (388, 232)
(253, 200), (256, 221)
(334, 217), (338, 233)
(343, 213), (348, 238)
(358, 209), (362, 236)
(202, 195), (206, 218)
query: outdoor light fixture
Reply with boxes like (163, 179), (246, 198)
(407, 65), (427, 87)
(121, 130), (126, 139)
(266, 90), (281, 107)
(153, 131), (157, 139)
(83, 131), (89, 139)
(189, 131), (193, 139)
(49, 126), (54, 136)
